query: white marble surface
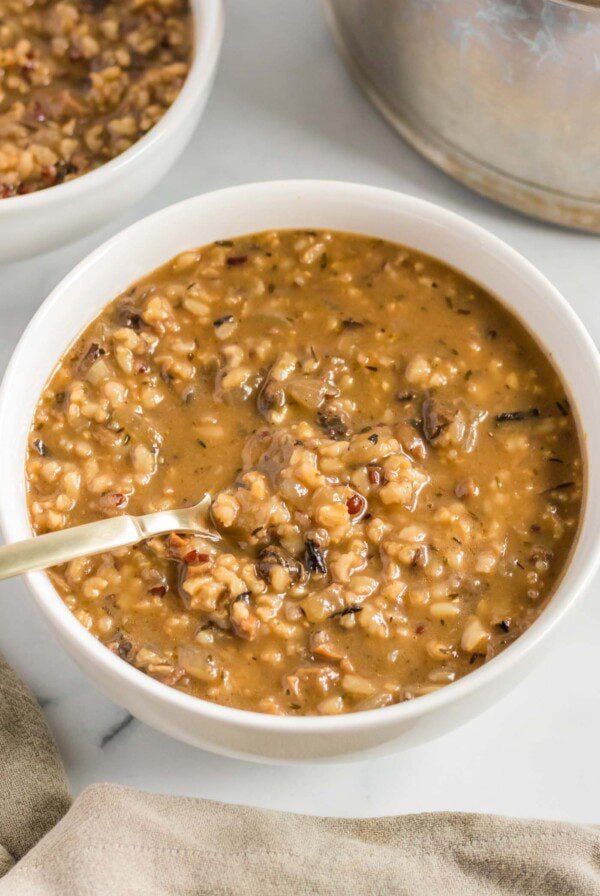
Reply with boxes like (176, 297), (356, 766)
(1, 0), (599, 822)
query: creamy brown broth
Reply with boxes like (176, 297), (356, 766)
(26, 230), (582, 715)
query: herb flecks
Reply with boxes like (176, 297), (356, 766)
(316, 412), (350, 441)
(330, 605), (362, 619)
(496, 408), (540, 424)
(304, 539), (327, 576)
(541, 481), (575, 494)
(341, 318), (364, 330)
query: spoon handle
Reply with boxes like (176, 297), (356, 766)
(0, 494), (216, 581)
(0, 515), (146, 581)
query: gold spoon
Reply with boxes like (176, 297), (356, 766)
(0, 494), (218, 581)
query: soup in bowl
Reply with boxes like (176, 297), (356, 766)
(1, 182), (599, 760)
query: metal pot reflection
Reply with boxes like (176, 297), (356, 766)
(325, 0), (600, 231)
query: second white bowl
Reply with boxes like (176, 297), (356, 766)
(0, 0), (224, 262)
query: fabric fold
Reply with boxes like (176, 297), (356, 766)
(1, 783), (600, 895)
(0, 655), (70, 869)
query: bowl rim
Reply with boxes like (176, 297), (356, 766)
(0, 0), (223, 214)
(549, 0), (600, 11)
(2, 179), (600, 737)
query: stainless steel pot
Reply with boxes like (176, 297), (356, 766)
(325, 0), (600, 232)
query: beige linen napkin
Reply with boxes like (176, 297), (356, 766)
(1, 652), (599, 895)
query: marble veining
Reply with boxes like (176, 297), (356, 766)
(100, 714), (135, 749)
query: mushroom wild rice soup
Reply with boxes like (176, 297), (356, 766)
(26, 231), (583, 716)
(0, 0), (191, 197)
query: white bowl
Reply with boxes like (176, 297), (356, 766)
(0, 0), (223, 263)
(1, 181), (599, 763)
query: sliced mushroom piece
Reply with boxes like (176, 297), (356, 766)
(394, 421), (427, 460)
(106, 631), (135, 661)
(230, 593), (260, 641)
(111, 407), (162, 452)
(114, 302), (144, 331)
(285, 375), (329, 410)
(256, 545), (306, 587)
(257, 354), (297, 423)
(316, 410), (350, 441)
(91, 422), (125, 449)
(257, 376), (287, 422)
(422, 397), (481, 451)
(422, 397), (456, 444)
(77, 341), (105, 374)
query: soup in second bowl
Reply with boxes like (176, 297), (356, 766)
(0, 0), (192, 197)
